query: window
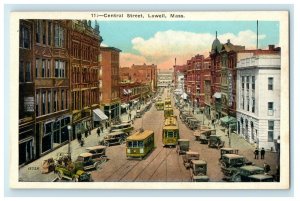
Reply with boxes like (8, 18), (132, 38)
(247, 98), (249, 111)
(54, 24), (64, 47)
(268, 102), (274, 115)
(252, 76), (255, 90)
(25, 62), (31, 82)
(246, 76), (249, 90)
(42, 20), (46, 44)
(47, 91), (51, 114)
(268, 121), (274, 142)
(65, 90), (68, 109)
(42, 59), (46, 77)
(47, 60), (51, 77)
(48, 21), (52, 45)
(242, 76), (244, 90)
(36, 91), (39, 116)
(268, 77), (273, 90)
(53, 90), (57, 112)
(241, 96), (244, 110)
(35, 59), (39, 78)
(42, 92), (46, 115)
(61, 90), (64, 110)
(20, 25), (30, 49)
(55, 60), (66, 78)
(36, 20), (41, 43)
(19, 62), (24, 82)
(252, 98), (255, 113)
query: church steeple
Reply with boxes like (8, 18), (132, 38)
(216, 31), (217, 39)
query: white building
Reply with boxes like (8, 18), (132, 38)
(236, 54), (281, 151)
(157, 71), (173, 88)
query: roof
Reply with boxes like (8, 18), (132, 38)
(221, 148), (238, 151)
(164, 117), (178, 127)
(112, 122), (132, 127)
(86, 145), (106, 151)
(220, 116), (237, 124)
(191, 160), (207, 165)
(223, 154), (245, 159)
(108, 131), (126, 136)
(79, 153), (93, 157)
(186, 151), (199, 155)
(93, 108), (108, 121)
(240, 165), (264, 172)
(178, 139), (189, 142)
(127, 130), (154, 141)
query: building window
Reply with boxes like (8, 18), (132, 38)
(42, 59), (46, 78)
(53, 90), (57, 112)
(47, 91), (51, 114)
(252, 98), (255, 113)
(268, 102), (274, 115)
(20, 25), (30, 49)
(65, 90), (68, 109)
(242, 96), (244, 110)
(42, 20), (47, 45)
(36, 91), (39, 116)
(19, 62), (24, 82)
(42, 91), (46, 115)
(25, 62), (31, 82)
(47, 60), (51, 77)
(268, 77), (273, 90)
(35, 59), (39, 78)
(61, 90), (64, 110)
(247, 98), (249, 111)
(252, 76), (255, 90)
(246, 76), (249, 90)
(55, 60), (66, 78)
(242, 76), (244, 90)
(36, 20), (41, 44)
(48, 21), (52, 45)
(268, 121), (274, 142)
(54, 24), (64, 48)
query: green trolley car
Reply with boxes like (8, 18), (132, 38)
(126, 129), (155, 159)
(162, 116), (179, 146)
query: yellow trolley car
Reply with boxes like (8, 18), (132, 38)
(126, 129), (155, 159)
(155, 101), (164, 110)
(164, 98), (171, 107)
(162, 116), (179, 146)
(164, 105), (174, 118)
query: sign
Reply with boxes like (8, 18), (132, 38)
(227, 71), (233, 107)
(24, 97), (34, 112)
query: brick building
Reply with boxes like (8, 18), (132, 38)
(100, 46), (122, 123)
(173, 65), (186, 90)
(18, 19), (102, 165)
(119, 82), (151, 104)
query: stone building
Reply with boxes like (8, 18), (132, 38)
(157, 71), (173, 88)
(236, 52), (281, 150)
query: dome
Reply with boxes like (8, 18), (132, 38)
(211, 38), (222, 53)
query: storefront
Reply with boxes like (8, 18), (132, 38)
(19, 123), (35, 166)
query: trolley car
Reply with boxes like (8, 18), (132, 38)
(164, 98), (171, 107)
(164, 105), (174, 118)
(126, 129), (155, 159)
(162, 116), (179, 146)
(155, 101), (164, 110)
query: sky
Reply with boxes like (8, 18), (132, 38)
(96, 21), (279, 70)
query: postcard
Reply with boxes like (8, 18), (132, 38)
(10, 11), (289, 189)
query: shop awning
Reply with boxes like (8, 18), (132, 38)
(181, 93), (188, 99)
(213, 92), (221, 99)
(220, 116), (237, 124)
(93, 109), (108, 121)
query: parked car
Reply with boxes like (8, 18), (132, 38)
(190, 160), (209, 182)
(187, 118), (201, 130)
(239, 165), (265, 182)
(110, 123), (134, 135)
(219, 148), (239, 161)
(176, 139), (190, 155)
(208, 135), (225, 149)
(248, 174), (274, 182)
(182, 151), (200, 169)
(220, 154), (246, 182)
(85, 145), (108, 163)
(100, 131), (127, 147)
(194, 128), (216, 144)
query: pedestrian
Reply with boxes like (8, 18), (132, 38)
(100, 125), (104, 133)
(260, 147), (265, 159)
(128, 111), (132, 121)
(88, 126), (91, 135)
(97, 127), (100, 137)
(105, 121), (108, 129)
(264, 163), (271, 174)
(254, 148), (259, 159)
(84, 130), (88, 138)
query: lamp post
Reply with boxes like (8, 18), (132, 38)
(67, 125), (72, 158)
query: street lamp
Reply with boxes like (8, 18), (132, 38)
(67, 125), (72, 158)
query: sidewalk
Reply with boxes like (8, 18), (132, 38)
(19, 127), (111, 182)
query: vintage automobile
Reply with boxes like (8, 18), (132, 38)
(220, 154), (246, 182)
(176, 139), (190, 155)
(187, 118), (201, 130)
(100, 131), (127, 146)
(190, 160), (209, 182)
(74, 152), (105, 171)
(110, 122), (134, 135)
(184, 116), (195, 124)
(239, 165), (265, 182)
(85, 145), (108, 163)
(179, 111), (190, 121)
(54, 154), (91, 182)
(182, 151), (200, 169)
(248, 174), (274, 182)
(219, 148), (239, 160)
(208, 135), (225, 148)
(194, 128), (216, 144)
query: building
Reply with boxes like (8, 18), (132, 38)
(202, 57), (212, 118)
(18, 19), (103, 165)
(69, 20), (102, 138)
(236, 52), (281, 150)
(100, 46), (122, 123)
(157, 70), (173, 88)
(173, 64), (186, 90)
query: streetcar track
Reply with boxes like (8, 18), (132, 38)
(103, 159), (137, 182)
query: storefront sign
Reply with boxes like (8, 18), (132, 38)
(24, 97), (34, 112)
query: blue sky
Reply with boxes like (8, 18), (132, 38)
(95, 21), (279, 69)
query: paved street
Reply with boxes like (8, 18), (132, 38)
(19, 88), (278, 182)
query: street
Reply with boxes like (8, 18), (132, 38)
(19, 88), (278, 182)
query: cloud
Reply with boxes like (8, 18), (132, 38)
(120, 52), (147, 67)
(100, 43), (109, 47)
(122, 29), (267, 70)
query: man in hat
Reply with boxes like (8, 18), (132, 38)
(254, 148), (259, 159)
(260, 147), (265, 159)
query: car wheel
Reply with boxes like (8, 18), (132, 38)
(104, 142), (109, 147)
(100, 156), (107, 163)
(95, 162), (101, 170)
(72, 177), (79, 182)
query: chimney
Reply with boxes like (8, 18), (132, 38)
(268, 45), (275, 50)
(227, 39), (230, 44)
